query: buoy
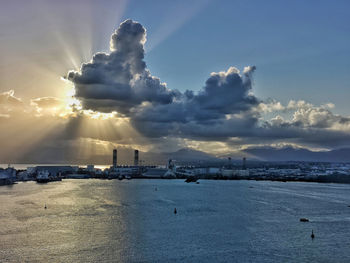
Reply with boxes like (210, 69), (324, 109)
(44, 204), (47, 209)
(174, 208), (177, 214)
(311, 230), (315, 239)
(155, 187), (157, 191)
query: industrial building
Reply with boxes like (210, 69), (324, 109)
(36, 166), (77, 177)
(134, 150), (139, 166)
(0, 167), (16, 185)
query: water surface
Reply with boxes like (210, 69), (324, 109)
(1, 180), (350, 262)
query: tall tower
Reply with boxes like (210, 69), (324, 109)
(228, 157), (232, 169)
(113, 149), (117, 168)
(134, 150), (139, 166)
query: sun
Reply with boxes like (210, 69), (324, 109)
(58, 77), (82, 116)
(61, 77), (81, 107)
(60, 77), (118, 120)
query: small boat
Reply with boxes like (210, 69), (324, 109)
(185, 177), (198, 183)
(300, 218), (309, 222)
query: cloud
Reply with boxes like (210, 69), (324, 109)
(3, 19), (350, 164)
(291, 107), (346, 128)
(67, 19), (178, 114)
(0, 91), (67, 117)
(266, 101), (350, 129)
(0, 90), (23, 106)
(0, 90), (23, 114)
(31, 97), (63, 108)
(0, 113), (10, 119)
(258, 98), (285, 113)
(0, 90), (28, 118)
(131, 66), (260, 139)
(64, 19), (350, 151)
(30, 97), (66, 115)
(66, 19), (261, 140)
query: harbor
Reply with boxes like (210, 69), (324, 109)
(2, 149), (350, 186)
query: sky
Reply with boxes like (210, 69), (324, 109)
(1, 0), (350, 164)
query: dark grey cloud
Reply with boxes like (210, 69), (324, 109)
(65, 19), (350, 150)
(194, 66), (258, 115)
(131, 66), (260, 138)
(67, 19), (261, 140)
(67, 19), (178, 114)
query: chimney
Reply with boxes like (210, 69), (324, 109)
(134, 150), (139, 166)
(113, 149), (117, 168)
(243, 157), (246, 170)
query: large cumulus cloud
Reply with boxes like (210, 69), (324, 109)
(67, 19), (178, 114)
(65, 19), (350, 150)
(131, 66), (260, 138)
(67, 19), (261, 140)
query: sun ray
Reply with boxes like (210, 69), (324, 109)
(146, 0), (212, 52)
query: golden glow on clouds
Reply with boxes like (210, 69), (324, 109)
(60, 78), (118, 120)
(85, 111), (118, 120)
(61, 77), (81, 112)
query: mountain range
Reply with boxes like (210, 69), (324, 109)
(8, 146), (350, 165)
(242, 146), (350, 163)
(143, 147), (350, 164)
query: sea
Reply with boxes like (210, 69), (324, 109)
(1, 179), (350, 262)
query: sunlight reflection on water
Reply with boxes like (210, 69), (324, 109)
(1, 179), (350, 262)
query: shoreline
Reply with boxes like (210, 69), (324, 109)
(5, 176), (350, 186)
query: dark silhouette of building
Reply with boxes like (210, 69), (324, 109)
(243, 157), (247, 170)
(113, 149), (117, 168)
(134, 150), (139, 166)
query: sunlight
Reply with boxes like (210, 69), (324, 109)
(59, 77), (83, 117)
(146, 0), (212, 51)
(84, 110), (118, 120)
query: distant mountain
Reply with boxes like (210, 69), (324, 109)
(11, 146), (218, 166)
(165, 148), (218, 162)
(243, 146), (350, 162)
(141, 148), (218, 165)
(11, 145), (350, 165)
